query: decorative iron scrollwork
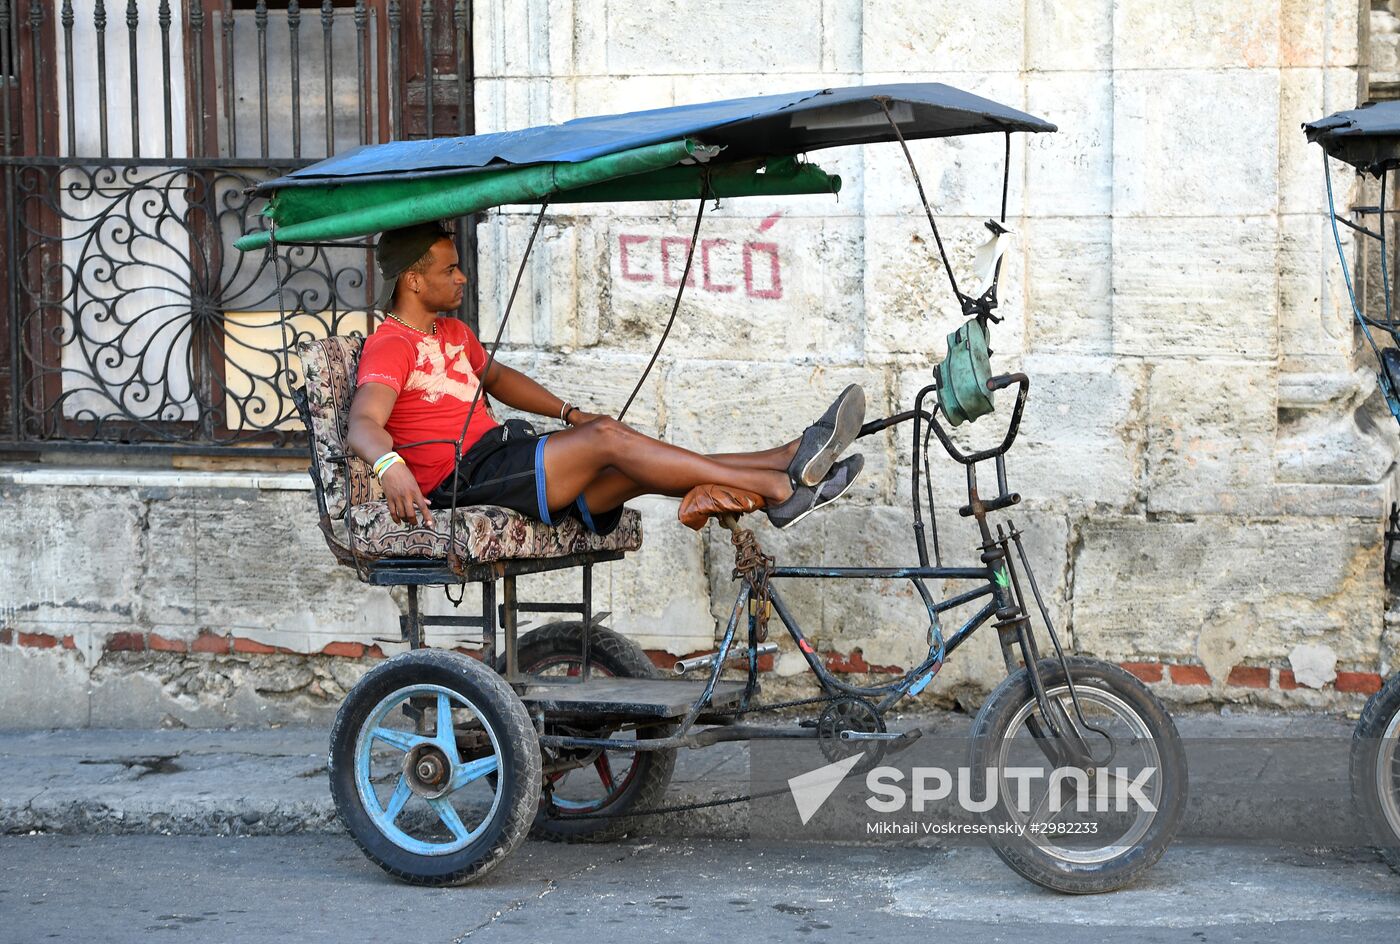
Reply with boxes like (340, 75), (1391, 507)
(8, 162), (370, 449)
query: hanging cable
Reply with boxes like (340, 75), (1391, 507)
(999, 131), (1010, 223)
(1381, 167), (1393, 329)
(617, 180), (710, 422)
(877, 97), (964, 307)
(1325, 152), (1389, 366)
(1325, 152), (1400, 422)
(444, 201), (552, 576)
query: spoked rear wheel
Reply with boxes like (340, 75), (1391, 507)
(502, 622), (676, 842)
(328, 650), (541, 886)
(1350, 671), (1400, 871)
(970, 657), (1187, 894)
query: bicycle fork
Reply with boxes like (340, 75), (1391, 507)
(985, 521), (1108, 770)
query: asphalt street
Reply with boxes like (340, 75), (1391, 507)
(2, 834), (1396, 943)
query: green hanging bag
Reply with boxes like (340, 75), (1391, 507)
(936, 319), (994, 426)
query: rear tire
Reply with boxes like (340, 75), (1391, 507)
(1350, 671), (1400, 871)
(502, 622), (676, 842)
(969, 657), (1187, 894)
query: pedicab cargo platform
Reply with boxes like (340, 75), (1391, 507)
(517, 678), (748, 722)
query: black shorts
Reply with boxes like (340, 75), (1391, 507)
(425, 419), (624, 536)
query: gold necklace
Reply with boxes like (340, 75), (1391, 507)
(384, 311), (436, 335)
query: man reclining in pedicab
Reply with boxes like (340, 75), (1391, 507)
(347, 222), (866, 533)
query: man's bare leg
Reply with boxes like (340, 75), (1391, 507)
(540, 418), (796, 513)
(572, 440), (800, 513)
(704, 440), (798, 470)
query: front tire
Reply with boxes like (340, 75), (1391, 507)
(328, 649), (541, 886)
(969, 657), (1188, 894)
(1350, 671), (1400, 871)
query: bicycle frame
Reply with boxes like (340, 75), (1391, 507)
(539, 366), (1101, 764)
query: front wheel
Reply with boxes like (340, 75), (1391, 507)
(970, 657), (1188, 894)
(1350, 671), (1400, 871)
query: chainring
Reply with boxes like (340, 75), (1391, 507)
(816, 696), (887, 766)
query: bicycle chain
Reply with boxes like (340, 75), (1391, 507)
(548, 692), (857, 820)
(553, 521), (858, 822)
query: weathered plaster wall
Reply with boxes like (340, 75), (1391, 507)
(2, 0), (1397, 726)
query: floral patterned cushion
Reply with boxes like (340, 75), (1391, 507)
(299, 335), (643, 565)
(299, 335), (382, 518)
(346, 501), (643, 562)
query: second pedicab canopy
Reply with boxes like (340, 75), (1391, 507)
(235, 82), (1055, 252)
(1304, 100), (1400, 175)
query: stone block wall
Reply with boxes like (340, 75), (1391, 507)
(1, 0), (1396, 726)
(471, 0), (1396, 706)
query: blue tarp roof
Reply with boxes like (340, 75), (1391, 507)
(258, 83), (1055, 191)
(1304, 101), (1400, 172)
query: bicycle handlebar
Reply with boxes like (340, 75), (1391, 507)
(928, 372), (1030, 467)
(909, 372), (1029, 520)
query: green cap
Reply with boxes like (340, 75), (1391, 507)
(373, 222), (452, 312)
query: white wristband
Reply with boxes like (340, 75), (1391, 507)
(372, 451), (403, 479)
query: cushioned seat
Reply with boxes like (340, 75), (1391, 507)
(297, 335), (642, 571)
(347, 500), (641, 563)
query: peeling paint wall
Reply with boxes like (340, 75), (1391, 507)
(2, 0), (1397, 727)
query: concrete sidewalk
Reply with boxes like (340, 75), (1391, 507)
(0, 709), (1373, 842)
(0, 725), (755, 838)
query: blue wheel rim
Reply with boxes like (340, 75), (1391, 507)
(352, 683), (504, 856)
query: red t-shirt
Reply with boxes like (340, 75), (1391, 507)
(356, 317), (500, 494)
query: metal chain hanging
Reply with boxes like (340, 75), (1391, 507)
(729, 526), (775, 641)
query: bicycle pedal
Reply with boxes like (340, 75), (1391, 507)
(887, 727), (924, 754)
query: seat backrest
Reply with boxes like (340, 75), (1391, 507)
(298, 335), (383, 518)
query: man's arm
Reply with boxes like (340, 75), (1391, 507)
(347, 383), (434, 527)
(482, 361), (579, 422)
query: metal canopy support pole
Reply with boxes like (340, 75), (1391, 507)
(580, 563), (593, 681)
(502, 574), (518, 680)
(445, 202), (550, 574)
(481, 579), (497, 665)
(1382, 168), (1393, 328)
(877, 96), (963, 308)
(402, 585), (423, 649)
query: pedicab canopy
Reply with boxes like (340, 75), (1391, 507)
(234, 83), (1055, 251)
(1304, 100), (1400, 174)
